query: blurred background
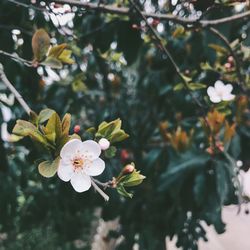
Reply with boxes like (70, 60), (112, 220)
(1, 0), (250, 249)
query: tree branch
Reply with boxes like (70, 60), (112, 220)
(42, 0), (250, 27)
(91, 177), (110, 201)
(207, 27), (246, 92)
(0, 64), (31, 115)
(128, 0), (205, 109)
(0, 50), (33, 67)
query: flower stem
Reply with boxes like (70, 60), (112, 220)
(91, 178), (109, 201)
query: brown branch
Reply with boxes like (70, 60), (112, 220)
(0, 64), (31, 115)
(0, 50), (33, 67)
(207, 27), (246, 92)
(128, 0), (205, 109)
(42, 0), (250, 27)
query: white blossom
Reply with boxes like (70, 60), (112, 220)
(207, 80), (235, 103)
(58, 139), (105, 192)
(98, 138), (110, 151)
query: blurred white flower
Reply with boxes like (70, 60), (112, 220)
(98, 138), (110, 151)
(207, 80), (235, 103)
(58, 139), (105, 192)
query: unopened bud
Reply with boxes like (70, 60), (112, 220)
(74, 125), (81, 133)
(225, 62), (232, 70)
(98, 138), (110, 150)
(122, 164), (135, 175)
(227, 56), (234, 64)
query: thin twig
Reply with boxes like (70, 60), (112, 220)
(0, 64), (31, 115)
(0, 50), (33, 67)
(208, 27), (246, 92)
(91, 177), (110, 201)
(42, 0), (250, 27)
(128, 0), (205, 110)
(7, 0), (46, 12)
(92, 178), (113, 189)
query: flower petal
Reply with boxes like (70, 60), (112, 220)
(82, 140), (101, 159)
(70, 172), (91, 192)
(60, 139), (83, 160)
(210, 94), (222, 103)
(214, 80), (225, 92)
(222, 93), (235, 101)
(57, 159), (74, 182)
(84, 158), (105, 176)
(224, 84), (233, 94)
(207, 86), (215, 97)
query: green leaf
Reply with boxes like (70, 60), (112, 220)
(61, 113), (71, 135)
(110, 130), (129, 143)
(96, 119), (129, 143)
(193, 173), (206, 206)
(188, 83), (207, 91)
(174, 83), (185, 91)
(58, 49), (75, 64)
(208, 44), (228, 54)
(72, 80), (88, 93)
(43, 113), (62, 144)
(159, 152), (210, 191)
(117, 184), (133, 198)
(214, 161), (229, 204)
(43, 57), (63, 69)
(104, 146), (117, 158)
(12, 120), (47, 145)
(122, 170), (146, 187)
(38, 109), (56, 124)
(38, 157), (60, 178)
(48, 43), (67, 58)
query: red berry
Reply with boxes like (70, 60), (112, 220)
(152, 19), (160, 26)
(74, 125), (81, 133)
(132, 24), (139, 29)
(120, 149), (130, 163)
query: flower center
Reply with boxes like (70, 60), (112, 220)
(72, 157), (84, 169)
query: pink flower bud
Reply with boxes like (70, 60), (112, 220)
(122, 164), (135, 174)
(98, 138), (110, 150)
(74, 125), (81, 133)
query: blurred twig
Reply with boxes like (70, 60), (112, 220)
(0, 50), (33, 67)
(208, 27), (246, 92)
(42, 0), (250, 27)
(128, 0), (205, 110)
(0, 64), (31, 115)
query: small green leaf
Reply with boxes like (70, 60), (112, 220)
(121, 170), (146, 187)
(117, 185), (133, 198)
(12, 120), (47, 145)
(174, 83), (185, 91)
(110, 130), (129, 143)
(38, 109), (56, 124)
(61, 113), (71, 135)
(188, 83), (207, 91)
(209, 44), (228, 54)
(72, 80), (88, 93)
(43, 57), (63, 69)
(58, 49), (75, 64)
(104, 146), (117, 158)
(48, 43), (67, 58)
(44, 113), (62, 144)
(38, 157), (60, 178)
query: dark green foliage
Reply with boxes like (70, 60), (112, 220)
(1, 0), (250, 250)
